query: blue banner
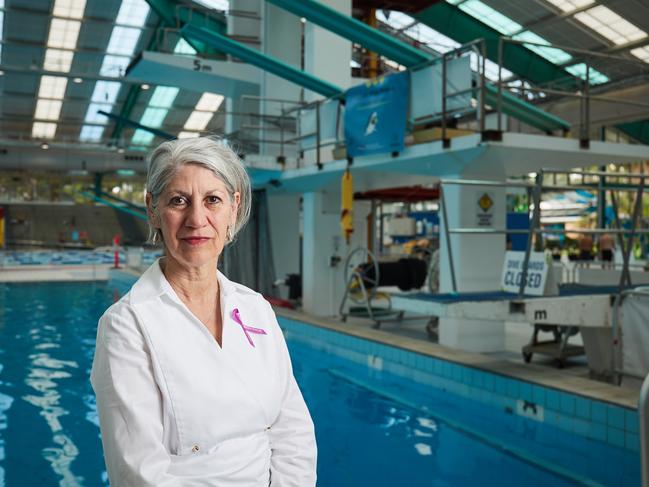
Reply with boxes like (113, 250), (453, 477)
(344, 72), (409, 158)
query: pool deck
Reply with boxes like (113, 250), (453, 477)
(275, 307), (641, 410)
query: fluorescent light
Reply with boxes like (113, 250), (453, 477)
(177, 131), (200, 139)
(195, 92), (224, 112)
(38, 75), (68, 99)
(132, 129), (155, 145)
(513, 31), (572, 64)
(99, 55), (130, 77)
(73, 77), (82, 83)
(141, 83), (150, 90)
(106, 26), (142, 56)
(566, 63), (609, 85)
(631, 45), (649, 63)
(84, 103), (112, 124)
(140, 107), (167, 128)
(91, 80), (121, 104)
(115, 0), (150, 28)
(52, 0), (87, 19)
(43, 48), (74, 72)
(174, 38), (197, 55)
(148, 86), (179, 108)
(32, 122), (57, 138)
(79, 125), (104, 142)
(544, 0), (594, 14)
(575, 6), (647, 45)
(184, 111), (213, 131)
(47, 18), (81, 49)
(455, 0), (522, 36)
(35, 99), (63, 120)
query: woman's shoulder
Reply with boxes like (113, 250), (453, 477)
(97, 292), (142, 341)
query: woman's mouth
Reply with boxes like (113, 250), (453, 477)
(182, 237), (210, 246)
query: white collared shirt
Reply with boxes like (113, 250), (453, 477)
(90, 259), (317, 486)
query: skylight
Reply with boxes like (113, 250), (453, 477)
(33, 0), (87, 142)
(91, 81), (121, 104)
(107, 26), (142, 56)
(631, 45), (649, 63)
(404, 22), (460, 54)
(79, 125), (104, 142)
(132, 129), (155, 145)
(38, 76), (68, 99)
(544, 0), (594, 14)
(195, 93), (224, 112)
(178, 131), (200, 139)
(116, 0), (150, 28)
(53, 0), (86, 20)
(149, 86), (180, 108)
(376, 10), (415, 31)
(566, 63), (609, 85)
(512, 31), (572, 64)
(574, 5), (647, 45)
(140, 108), (168, 128)
(0, 0), (4, 63)
(35, 99), (63, 120)
(184, 111), (214, 131)
(100, 56), (129, 77)
(174, 38), (197, 55)
(47, 18), (81, 49)
(193, 0), (229, 11)
(453, 0), (523, 36)
(32, 122), (57, 139)
(84, 103), (111, 124)
(43, 48), (74, 72)
(81, 0), (150, 143)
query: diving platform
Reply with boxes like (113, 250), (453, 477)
(273, 132), (649, 193)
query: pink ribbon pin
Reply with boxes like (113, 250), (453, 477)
(231, 308), (267, 347)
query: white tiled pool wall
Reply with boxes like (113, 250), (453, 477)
(279, 317), (639, 453)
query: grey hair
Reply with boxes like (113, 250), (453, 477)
(145, 137), (252, 245)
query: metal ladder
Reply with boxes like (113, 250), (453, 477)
(641, 372), (649, 487)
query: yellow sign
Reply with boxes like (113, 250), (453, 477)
(478, 193), (493, 212)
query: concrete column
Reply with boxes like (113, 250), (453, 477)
(227, 0), (262, 137)
(302, 190), (369, 316)
(258, 3), (302, 159)
(438, 183), (507, 352)
(303, 0), (352, 94)
(267, 192), (301, 299)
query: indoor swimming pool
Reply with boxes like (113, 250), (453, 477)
(0, 276), (640, 486)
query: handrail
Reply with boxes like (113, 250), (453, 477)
(640, 372), (649, 487)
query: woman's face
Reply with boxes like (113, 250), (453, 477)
(149, 163), (240, 270)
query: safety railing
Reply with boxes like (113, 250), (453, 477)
(438, 169), (648, 296)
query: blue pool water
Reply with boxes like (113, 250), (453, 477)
(0, 279), (640, 486)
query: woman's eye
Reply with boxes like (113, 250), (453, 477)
(207, 196), (221, 204)
(170, 196), (186, 206)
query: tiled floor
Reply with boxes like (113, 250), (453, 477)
(275, 307), (642, 409)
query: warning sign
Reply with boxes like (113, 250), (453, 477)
(476, 192), (494, 227)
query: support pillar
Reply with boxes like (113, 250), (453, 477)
(439, 183), (507, 352)
(302, 191), (369, 316)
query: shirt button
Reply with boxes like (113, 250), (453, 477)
(192, 444), (200, 453)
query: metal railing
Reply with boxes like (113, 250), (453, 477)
(438, 169), (648, 296)
(641, 371), (649, 487)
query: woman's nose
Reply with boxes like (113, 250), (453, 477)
(185, 202), (208, 227)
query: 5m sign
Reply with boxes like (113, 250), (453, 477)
(501, 251), (550, 296)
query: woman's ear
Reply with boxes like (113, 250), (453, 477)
(231, 191), (240, 226)
(145, 193), (158, 226)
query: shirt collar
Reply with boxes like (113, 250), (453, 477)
(129, 257), (235, 305)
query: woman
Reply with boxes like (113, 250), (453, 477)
(91, 137), (317, 486)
